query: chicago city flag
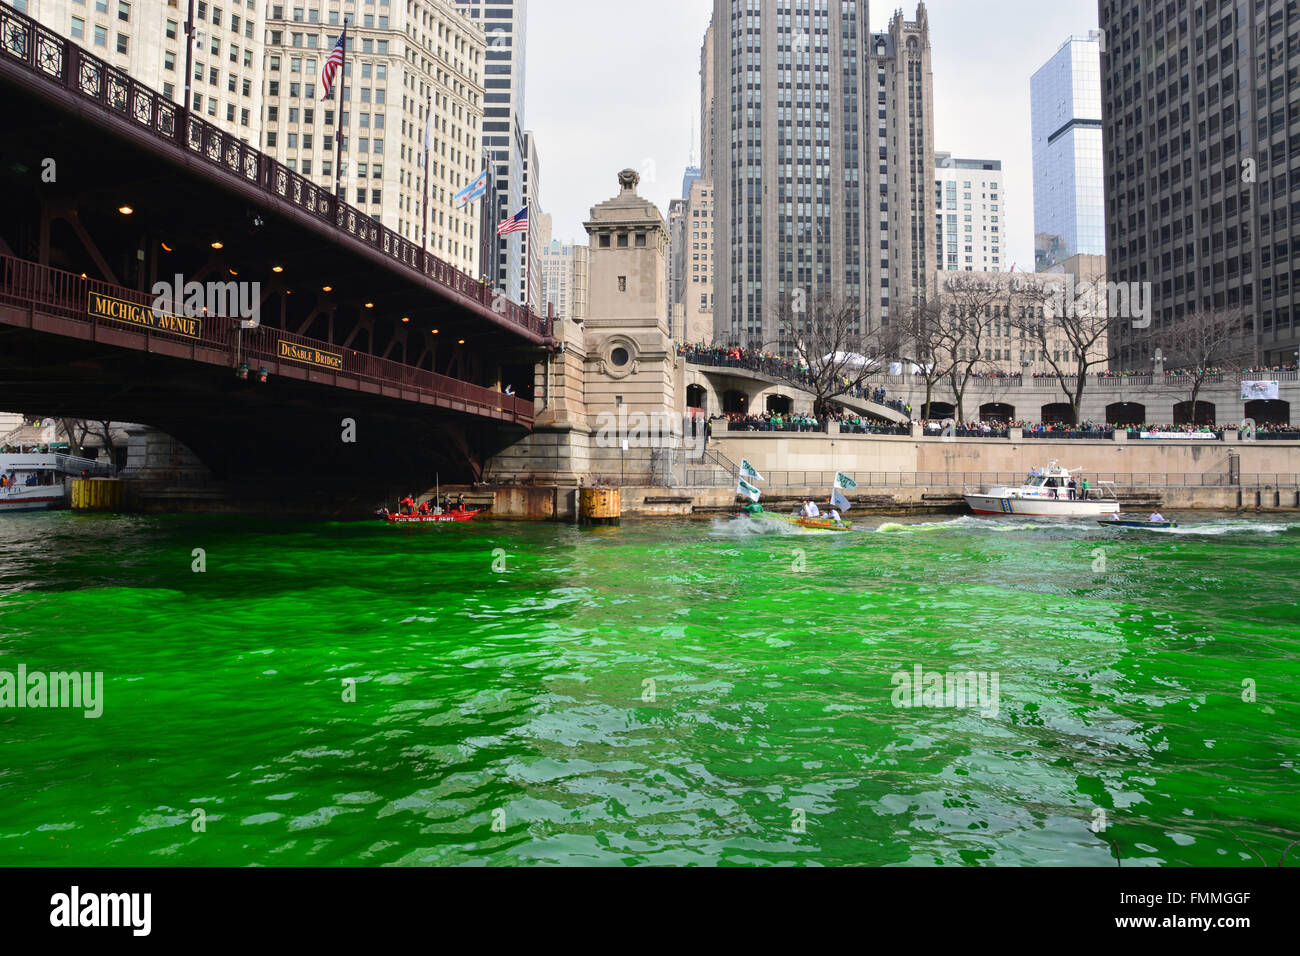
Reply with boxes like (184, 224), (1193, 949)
(454, 169), (488, 207)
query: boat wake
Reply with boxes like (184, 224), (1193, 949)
(707, 516), (803, 536)
(1159, 519), (1294, 536)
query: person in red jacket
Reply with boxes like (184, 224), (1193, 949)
(399, 494), (415, 515)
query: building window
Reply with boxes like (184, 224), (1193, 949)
(71, 17), (85, 39)
(116, 33), (129, 54)
(117, 0), (129, 20)
(617, 276), (627, 292)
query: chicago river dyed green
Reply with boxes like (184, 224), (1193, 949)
(1, 512), (1296, 866)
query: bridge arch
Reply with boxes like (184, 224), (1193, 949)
(979, 402), (1015, 422)
(765, 393), (792, 414)
(1173, 400), (1215, 425)
(1244, 398), (1289, 425)
(685, 383), (707, 414)
(922, 401), (954, 419)
(1105, 401), (1146, 425)
(1041, 402), (1075, 424)
(721, 389), (749, 414)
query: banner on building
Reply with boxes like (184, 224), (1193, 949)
(1240, 380), (1279, 400)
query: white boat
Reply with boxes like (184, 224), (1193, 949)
(964, 460), (1118, 517)
(0, 452), (110, 513)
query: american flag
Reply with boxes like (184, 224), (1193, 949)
(496, 205), (528, 236)
(320, 27), (346, 101)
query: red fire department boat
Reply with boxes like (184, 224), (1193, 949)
(380, 507), (483, 524)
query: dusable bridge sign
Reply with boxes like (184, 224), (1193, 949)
(277, 339), (343, 370)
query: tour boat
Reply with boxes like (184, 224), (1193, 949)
(1097, 515), (1177, 529)
(0, 452), (79, 512)
(380, 507), (483, 524)
(964, 460), (1118, 517)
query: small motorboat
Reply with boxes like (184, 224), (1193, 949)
(1097, 514), (1177, 529)
(734, 508), (852, 533)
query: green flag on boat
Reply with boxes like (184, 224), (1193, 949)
(737, 478), (761, 501)
(740, 458), (764, 482)
(834, 471), (857, 491)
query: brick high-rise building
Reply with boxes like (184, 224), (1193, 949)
(1099, 0), (1300, 367)
(708, 1), (934, 350)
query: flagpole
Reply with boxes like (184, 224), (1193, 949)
(421, 91), (431, 272)
(333, 18), (348, 200)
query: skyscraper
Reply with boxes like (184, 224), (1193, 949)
(455, 0), (528, 303)
(1030, 35), (1104, 272)
(934, 153), (1004, 272)
(262, 1), (486, 276)
(708, 1), (934, 349)
(1099, 0), (1299, 367)
(522, 129), (543, 307)
(31, 0), (263, 143)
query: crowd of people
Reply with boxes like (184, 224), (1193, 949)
(678, 343), (908, 414)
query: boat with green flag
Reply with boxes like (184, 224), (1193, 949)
(732, 466), (854, 532)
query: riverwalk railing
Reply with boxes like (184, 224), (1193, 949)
(752, 471), (1300, 490)
(0, 255), (534, 425)
(0, 0), (548, 342)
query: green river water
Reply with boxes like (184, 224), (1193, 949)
(0, 510), (1296, 866)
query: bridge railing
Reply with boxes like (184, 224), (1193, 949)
(0, 1), (549, 342)
(0, 255), (533, 423)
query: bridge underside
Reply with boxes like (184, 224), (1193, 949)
(0, 324), (527, 511)
(0, 29), (546, 511)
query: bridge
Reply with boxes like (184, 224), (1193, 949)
(0, 2), (550, 509)
(682, 357), (911, 424)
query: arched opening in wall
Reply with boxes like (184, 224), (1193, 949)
(979, 402), (1015, 422)
(1173, 400), (1215, 424)
(685, 384), (707, 414)
(722, 389), (748, 414)
(1106, 402), (1146, 425)
(1244, 399), (1289, 425)
(1041, 402), (1076, 424)
(923, 401), (954, 419)
(501, 363), (535, 402)
(766, 393), (792, 414)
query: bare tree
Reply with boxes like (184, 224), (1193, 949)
(770, 291), (889, 419)
(1011, 269), (1113, 424)
(932, 275), (1005, 422)
(1145, 309), (1253, 422)
(56, 419), (117, 465)
(58, 418), (92, 457)
(891, 298), (955, 418)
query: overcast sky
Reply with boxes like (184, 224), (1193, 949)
(525, 0), (1100, 270)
